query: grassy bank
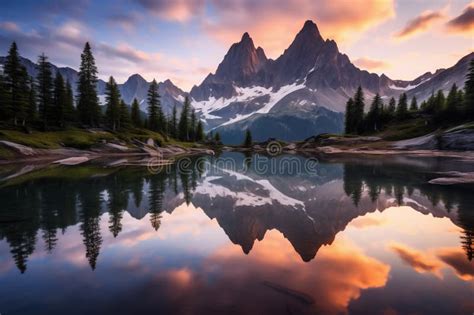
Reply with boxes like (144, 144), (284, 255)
(0, 128), (181, 150)
(0, 128), (208, 160)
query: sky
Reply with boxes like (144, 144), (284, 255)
(0, 0), (472, 90)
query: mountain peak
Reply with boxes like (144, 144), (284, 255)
(208, 31), (267, 87)
(126, 73), (146, 84)
(241, 32), (251, 42)
(297, 20), (323, 41)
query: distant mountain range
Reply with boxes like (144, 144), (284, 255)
(0, 56), (187, 116)
(190, 20), (472, 143)
(1, 19), (472, 143)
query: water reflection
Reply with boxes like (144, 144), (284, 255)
(0, 153), (473, 314)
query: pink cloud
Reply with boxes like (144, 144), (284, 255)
(135, 0), (205, 22)
(395, 10), (444, 39)
(446, 4), (474, 34)
(203, 0), (395, 57)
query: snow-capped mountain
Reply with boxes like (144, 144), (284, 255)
(189, 20), (473, 143)
(1, 20), (472, 142)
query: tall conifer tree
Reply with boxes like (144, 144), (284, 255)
(170, 105), (178, 138)
(464, 59), (474, 119)
(64, 80), (75, 124)
(36, 53), (54, 129)
(147, 79), (162, 131)
(105, 76), (121, 131)
(77, 42), (100, 126)
(53, 71), (67, 127)
(4, 42), (28, 125)
(344, 98), (354, 134)
(396, 93), (408, 120)
(409, 96), (418, 111)
(131, 98), (141, 127)
(353, 86), (365, 134)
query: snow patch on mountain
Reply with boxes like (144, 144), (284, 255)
(194, 81), (307, 127)
(389, 78), (430, 91)
(195, 168), (305, 209)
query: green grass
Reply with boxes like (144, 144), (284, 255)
(0, 129), (116, 149)
(377, 118), (436, 141)
(112, 128), (166, 146)
(0, 146), (15, 159)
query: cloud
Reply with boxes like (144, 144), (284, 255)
(107, 12), (141, 32)
(446, 4), (474, 34)
(0, 20), (199, 87)
(437, 248), (474, 281)
(353, 57), (390, 71)
(97, 42), (154, 63)
(0, 21), (20, 32)
(156, 231), (390, 314)
(203, 0), (395, 57)
(395, 10), (444, 39)
(390, 243), (442, 277)
(134, 0), (205, 22)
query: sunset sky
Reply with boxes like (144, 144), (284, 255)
(0, 0), (472, 90)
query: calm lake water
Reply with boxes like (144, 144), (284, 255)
(0, 152), (473, 315)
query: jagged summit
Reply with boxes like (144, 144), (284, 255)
(125, 73), (147, 85)
(241, 32), (251, 42)
(300, 20), (323, 39)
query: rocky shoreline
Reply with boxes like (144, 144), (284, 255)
(0, 138), (215, 166)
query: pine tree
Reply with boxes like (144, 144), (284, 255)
(445, 84), (459, 122)
(190, 109), (196, 141)
(0, 74), (7, 121)
(423, 92), (436, 114)
(17, 66), (29, 126)
(387, 97), (396, 118)
(36, 53), (54, 129)
(170, 105), (178, 138)
(131, 98), (141, 127)
(353, 86), (365, 134)
(4, 42), (28, 125)
(147, 79), (162, 131)
(64, 80), (75, 124)
(119, 100), (131, 129)
(27, 76), (37, 121)
(105, 76), (121, 131)
(195, 120), (204, 142)
(178, 96), (190, 141)
(409, 96), (418, 111)
(53, 71), (67, 127)
(214, 131), (221, 143)
(396, 93), (408, 120)
(366, 93), (382, 132)
(243, 129), (252, 147)
(344, 98), (354, 134)
(434, 90), (445, 113)
(77, 42), (100, 126)
(464, 58), (474, 119)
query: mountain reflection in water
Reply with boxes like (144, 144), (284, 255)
(0, 153), (473, 315)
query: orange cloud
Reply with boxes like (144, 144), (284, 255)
(390, 243), (443, 277)
(446, 4), (474, 34)
(135, 0), (205, 22)
(202, 231), (390, 314)
(437, 248), (474, 281)
(350, 215), (388, 228)
(395, 10), (444, 39)
(0, 21), (20, 32)
(204, 0), (395, 57)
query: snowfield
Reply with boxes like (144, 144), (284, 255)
(193, 82), (307, 127)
